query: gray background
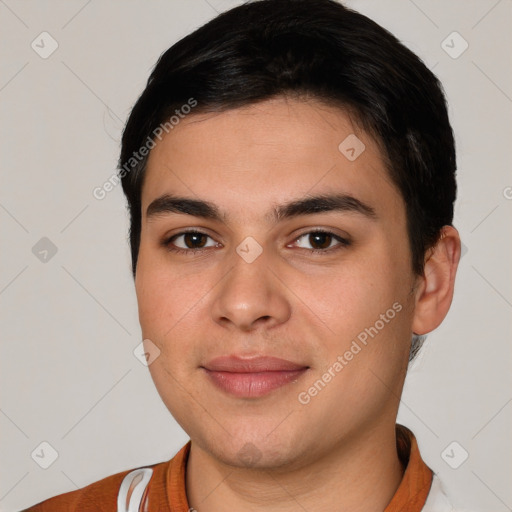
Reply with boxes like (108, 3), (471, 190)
(0, 1), (511, 510)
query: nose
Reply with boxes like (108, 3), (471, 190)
(210, 246), (292, 332)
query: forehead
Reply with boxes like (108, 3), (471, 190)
(141, 97), (402, 224)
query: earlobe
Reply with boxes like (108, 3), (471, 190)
(412, 226), (461, 335)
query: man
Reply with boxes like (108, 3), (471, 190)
(24, 0), (466, 510)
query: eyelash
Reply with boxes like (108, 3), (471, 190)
(162, 229), (351, 256)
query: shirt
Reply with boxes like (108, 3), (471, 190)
(22, 424), (458, 511)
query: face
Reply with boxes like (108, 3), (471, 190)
(135, 96), (418, 470)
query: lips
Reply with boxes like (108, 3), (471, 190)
(202, 356), (309, 398)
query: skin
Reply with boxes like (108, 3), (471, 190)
(135, 96), (461, 512)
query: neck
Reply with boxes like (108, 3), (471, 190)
(186, 422), (404, 512)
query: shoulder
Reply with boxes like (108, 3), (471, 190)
(21, 460), (171, 512)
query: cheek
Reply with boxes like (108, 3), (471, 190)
(305, 245), (414, 372)
(135, 258), (201, 410)
(134, 248), (211, 375)
(298, 258), (399, 336)
(135, 266), (171, 338)
(135, 247), (195, 336)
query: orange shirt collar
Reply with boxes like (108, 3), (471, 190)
(385, 424), (433, 511)
(166, 424), (433, 511)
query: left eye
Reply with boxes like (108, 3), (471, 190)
(167, 232), (218, 251)
(291, 231), (350, 252)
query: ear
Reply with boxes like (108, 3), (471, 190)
(412, 225), (461, 335)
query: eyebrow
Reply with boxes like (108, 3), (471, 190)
(146, 193), (377, 223)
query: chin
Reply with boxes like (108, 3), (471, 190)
(195, 426), (308, 471)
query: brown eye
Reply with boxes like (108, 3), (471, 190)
(181, 232), (208, 249)
(164, 231), (219, 254)
(308, 232), (333, 250)
(293, 230), (350, 253)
